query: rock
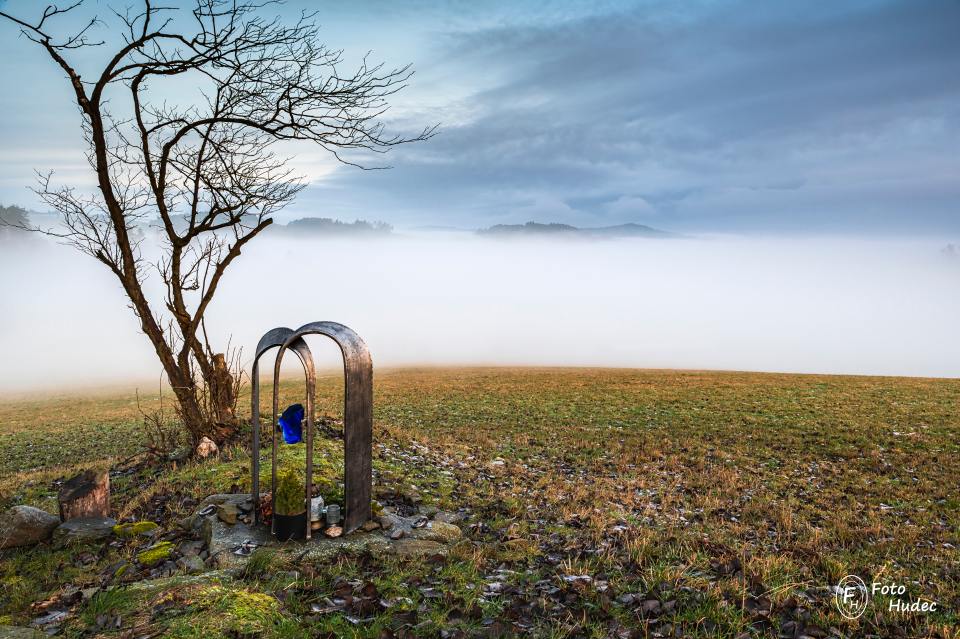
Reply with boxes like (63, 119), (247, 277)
(433, 510), (464, 524)
(52, 517), (117, 548)
(199, 493), (254, 511)
(137, 541), (175, 567)
(378, 514), (397, 530)
(0, 625), (45, 638)
(300, 532), (390, 563)
(216, 502), (239, 525)
(176, 555), (206, 574)
(390, 528), (405, 540)
(195, 436), (219, 459)
(324, 526), (343, 538)
(101, 559), (131, 580)
(154, 560), (178, 578)
(361, 519), (380, 532)
(112, 521), (159, 538)
(389, 538), (448, 558)
(178, 540), (205, 557)
(419, 505), (439, 517)
(410, 521), (462, 544)
(0, 505), (59, 549)
(177, 514), (197, 531)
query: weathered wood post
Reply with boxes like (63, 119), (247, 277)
(58, 469), (110, 521)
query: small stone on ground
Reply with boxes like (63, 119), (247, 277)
(52, 517), (117, 548)
(216, 502), (239, 525)
(433, 510), (464, 524)
(195, 436), (219, 459)
(0, 506), (59, 549)
(410, 520), (462, 543)
(176, 555), (206, 574)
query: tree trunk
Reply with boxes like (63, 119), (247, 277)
(169, 381), (208, 446)
(210, 353), (237, 426)
(58, 469), (110, 521)
(163, 351), (239, 447)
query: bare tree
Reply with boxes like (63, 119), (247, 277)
(0, 1), (434, 445)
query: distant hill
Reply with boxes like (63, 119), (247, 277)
(477, 221), (672, 238)
(272, 217), (393, 236)
(0, 204), (31, 238)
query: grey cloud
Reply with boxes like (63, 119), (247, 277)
(301, 0), (959, 232)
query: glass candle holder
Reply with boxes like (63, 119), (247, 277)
(325, 503), (341, 526)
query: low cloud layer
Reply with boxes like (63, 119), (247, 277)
(1, 232), (957, 392)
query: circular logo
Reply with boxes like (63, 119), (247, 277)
(835, 575), (869, 619)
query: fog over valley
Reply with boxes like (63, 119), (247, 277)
(1, 230), (957, 392)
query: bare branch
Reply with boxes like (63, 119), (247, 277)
(1, 0), (436, 443)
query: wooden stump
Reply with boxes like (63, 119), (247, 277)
(58, 469), (110, 521)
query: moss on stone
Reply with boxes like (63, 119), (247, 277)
(165, 584), (283, 637)
(409, 520), (462, 543)
(113, 521), (159, 538)
(136, 541), (174, 567)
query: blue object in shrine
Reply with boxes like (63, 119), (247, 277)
(278, 403), (304, 444)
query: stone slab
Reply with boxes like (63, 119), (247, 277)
(194, 494), (463, 568)
(196, 494), (272, 569)
(52, 517), (117, 548)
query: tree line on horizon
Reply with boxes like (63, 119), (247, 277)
(0, 204), (30, 238)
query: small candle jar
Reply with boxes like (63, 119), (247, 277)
(325, 503), (341, 526)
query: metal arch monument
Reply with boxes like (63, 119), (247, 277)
(250, 321), (373, 539)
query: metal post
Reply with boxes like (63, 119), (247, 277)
(250, 328), (313, 526)
(274, 321), (373, 535)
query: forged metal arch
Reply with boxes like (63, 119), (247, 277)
(250, 327), (314, 527)
(272, 321), (373, 537)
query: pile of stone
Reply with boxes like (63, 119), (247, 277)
(0, 469), (113, 550)
(0, 468), (215, 585)
(190, 493), (465, 569)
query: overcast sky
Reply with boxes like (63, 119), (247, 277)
(0, 0), (957, 233)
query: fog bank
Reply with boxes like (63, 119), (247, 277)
(1, 232), (958, 392)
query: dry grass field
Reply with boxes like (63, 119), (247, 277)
(0, 367), (957, 637)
